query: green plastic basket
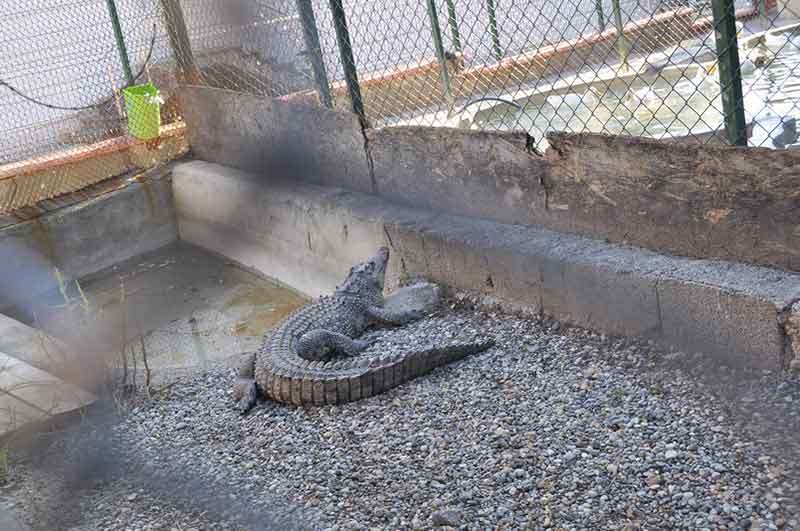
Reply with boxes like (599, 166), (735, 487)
(122, 82), (161, 140)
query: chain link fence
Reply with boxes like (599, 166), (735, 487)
(2, 0), (800, 196)
(0, 0), (316, 166)
(299, 0), (799, 151)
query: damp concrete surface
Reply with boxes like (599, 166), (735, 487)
(13, 241), (309, 388)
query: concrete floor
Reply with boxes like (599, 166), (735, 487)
(29, 242), (309, 387)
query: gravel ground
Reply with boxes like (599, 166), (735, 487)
(4, 301), (800, 531)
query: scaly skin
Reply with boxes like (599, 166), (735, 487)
(233, 247), (494, 411)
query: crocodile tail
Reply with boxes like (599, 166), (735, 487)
(361, 339), (496, 399)
(233, 352), (259, 413)
(259, 340), (495, 407)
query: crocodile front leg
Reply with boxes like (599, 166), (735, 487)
(366, 305), (425, 326)
(295, 329), (377, 361)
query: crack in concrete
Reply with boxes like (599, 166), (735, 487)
(523, 131), (553, 212)
(654, 281), (664, 339)
(358, 122), (377, 195)
(382, 224), (395, 250)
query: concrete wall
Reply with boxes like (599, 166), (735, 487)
(173, 161), (800, 371)
(178, 86), (373, 194)
(180, 84), (800, 274)
(367, 127), (549, 226)
(0, 164), (178, 314)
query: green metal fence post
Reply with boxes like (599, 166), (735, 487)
(711, 0), (748, 145)
(611, 0), (629, 70)
(296, 0), (334, 108)
(486, 0), (503, 60)
(105, 0), (134, 85)
(444, 0), (463, 52)
(328, 0), (366, 126)
(595, 0), (606, 32)
(426, 0), (455, 109)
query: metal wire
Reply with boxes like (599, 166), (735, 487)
(2, 0), (799, 173)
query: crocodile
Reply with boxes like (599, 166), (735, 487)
(233, 247), (494, 411)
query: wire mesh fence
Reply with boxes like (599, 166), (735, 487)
(2, 0), (800, 181)
(305, 0), (787, 151)
(0, 0), (317, 166)
(284, 0), (800, 153)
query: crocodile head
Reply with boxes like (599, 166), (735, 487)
(335, 247), (390, 300)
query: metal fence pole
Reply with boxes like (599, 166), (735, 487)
(486, 0), (503, 60)
(444, 0), (463, 52)
(426, 0), (455, 109)
(328, 0), (366, 125)
(160, 0), (201, 85)
(105, 0), (134, 85)
(711, 0), (747, 145)
(595, 0), (606, 32)
(611, 0), (629, 70)
(296, 0), (333, 108)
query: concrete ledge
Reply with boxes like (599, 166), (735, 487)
(0, 313), (66, 375)
(0, 349), (95, 438)
(173, 161), (800, 370)
(0, 122), (188, 214)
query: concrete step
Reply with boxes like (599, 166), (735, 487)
(0, 313), (67, 375)
(0, 349), (95, 438)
